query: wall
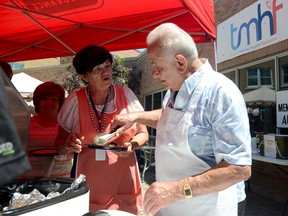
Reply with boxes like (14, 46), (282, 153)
(17, 58), (61, 69)
(14, 64), (69, 85)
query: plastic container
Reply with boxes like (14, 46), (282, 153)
(0, 177), (89, 215)
(83, 210), (136, 216)
(258, 134), (288, 159)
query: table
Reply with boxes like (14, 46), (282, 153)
(252, 154), (288, 166)
(252, 153), (288, 216)
(139, 146), (155, 181)
(252, 153), (288, 176)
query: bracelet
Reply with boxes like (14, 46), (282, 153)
(63, 143), (70, 157)
(183, 178), (193, 199)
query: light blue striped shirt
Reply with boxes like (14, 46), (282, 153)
(163, 59), (252, 202)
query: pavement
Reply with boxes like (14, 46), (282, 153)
(138, 166), (288, 216)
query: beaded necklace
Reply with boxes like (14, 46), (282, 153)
(87, 86), (111, 132)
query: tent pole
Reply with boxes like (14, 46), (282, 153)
(212, 41), (217, 71)
(0, 25), (78, 59)
(4, 0), (75, 54)
(23, 13), (76, 54)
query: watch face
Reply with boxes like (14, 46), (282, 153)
(185, 189), (192, 196)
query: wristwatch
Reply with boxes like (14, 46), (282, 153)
(183, 178), (193, 199)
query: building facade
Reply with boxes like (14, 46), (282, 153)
(214, 0), (288, 201)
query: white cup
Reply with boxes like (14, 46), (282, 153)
(251, 137), (257, 154)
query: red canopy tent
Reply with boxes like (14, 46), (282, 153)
(0, 0), (215, 62)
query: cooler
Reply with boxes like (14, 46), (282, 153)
(0, 177), (89, 215)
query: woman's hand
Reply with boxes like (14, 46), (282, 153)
(65, 133), (84, 153)
(111, 141), (133, 158)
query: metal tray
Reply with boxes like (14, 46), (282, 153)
(86, 144), (127, 151)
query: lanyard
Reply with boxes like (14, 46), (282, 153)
(87, 86), (111, 131)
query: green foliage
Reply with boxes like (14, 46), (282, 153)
(128, 67), (142, 95)
(112, 56), (129, 86)
(61, 64), (85, 94)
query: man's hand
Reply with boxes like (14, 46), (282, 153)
(110, 113), (135, 136)
(110, 110), (161, 135)
(144, 180), (182, 215)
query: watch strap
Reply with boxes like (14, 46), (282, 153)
(183, 178), (193, 199)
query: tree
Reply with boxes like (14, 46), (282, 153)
(128, 66), (142, 95)
(112, 55), (130, 86)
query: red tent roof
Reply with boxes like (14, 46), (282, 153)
(0, 0), (215, 62)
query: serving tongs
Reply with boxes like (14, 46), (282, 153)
(85, 130), (127, 151)
(93, 131), (117, 146)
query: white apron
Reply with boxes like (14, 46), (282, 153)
(155, 84), (237, 216)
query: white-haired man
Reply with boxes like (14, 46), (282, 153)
(111, 23), (252, 216)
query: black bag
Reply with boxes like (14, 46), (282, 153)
(0, 76), (31, 186)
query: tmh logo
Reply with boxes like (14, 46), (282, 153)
(230, 0), (283, 50)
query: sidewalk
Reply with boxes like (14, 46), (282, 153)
(139, 166), (288, 216)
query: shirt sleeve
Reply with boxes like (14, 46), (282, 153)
(58, 91), (80, 133)
(210, 83), (252, 166)
(124, 87), (144, 112)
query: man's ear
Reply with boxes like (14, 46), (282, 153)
(175, 54), (187, 72)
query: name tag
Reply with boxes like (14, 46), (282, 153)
(95, 149), (106, 161)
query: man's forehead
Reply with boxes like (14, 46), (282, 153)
(148, 52), (172, 64)
(148, 49), (165, 60)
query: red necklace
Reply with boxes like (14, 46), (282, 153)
(87, 86), (111, 132)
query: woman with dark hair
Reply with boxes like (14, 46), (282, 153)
(55, 45), (148, 214)
(21, 82), (73, 178)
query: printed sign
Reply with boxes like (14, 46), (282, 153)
(264, 135), (276, 158)
(14, 0), (104, 15)
(216, 0), (288, 63)
(276, 90), (288, 128)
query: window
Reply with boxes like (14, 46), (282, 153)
(278, 56), (288, 88)
(10, 62), (24, 70)
(281, 64), (288, 86)
(144, 90), (167, 144)
(247, 68), (272, 87)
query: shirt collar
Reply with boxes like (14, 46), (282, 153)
(170, 58), (211, 110)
